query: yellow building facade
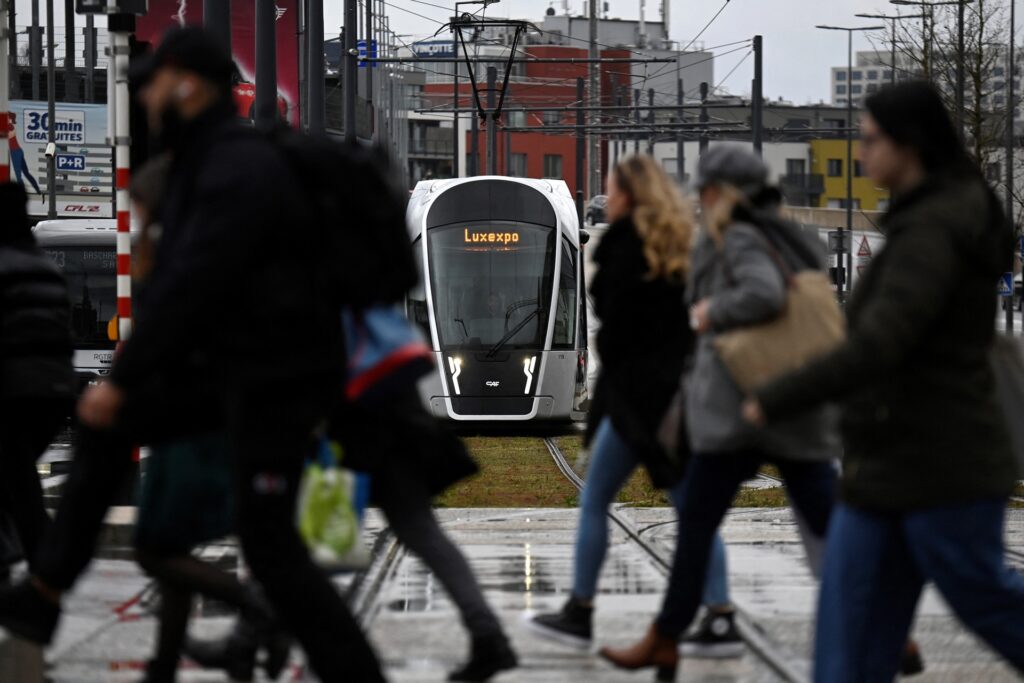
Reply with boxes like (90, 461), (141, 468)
(809, 139), (891, 211)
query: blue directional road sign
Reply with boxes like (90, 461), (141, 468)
(999, 272), (1014, 297)
(357, 39), (378, 67)
(55, 153), (87, 172)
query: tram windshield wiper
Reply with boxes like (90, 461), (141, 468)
(486, 307), (541, 358)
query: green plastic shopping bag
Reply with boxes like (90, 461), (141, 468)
(297, 439), (371, 571)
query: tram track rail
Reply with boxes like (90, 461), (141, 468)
(543, 437), (808, 683)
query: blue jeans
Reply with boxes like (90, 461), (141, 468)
(572, 418), (731, 607)
(655, 451), (836, 638)
(815, 500), (1024, 682)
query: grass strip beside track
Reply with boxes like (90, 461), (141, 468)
(438, 435), (790, 508)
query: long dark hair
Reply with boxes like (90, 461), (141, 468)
(864, 81), (979, 181)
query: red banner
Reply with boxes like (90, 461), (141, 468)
(136, 1), (300, 126)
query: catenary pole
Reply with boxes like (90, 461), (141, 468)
(6, 0), (13, 101)
(587, 0), (599, 197)
(31, 0), (39, 101)
(699, 81), (709, 158)
(633, 88), (640, 154)
(752, 35), (763, 156)
(85, 14), (95, 101)
(255, 0), (278, 128)
(0, 0), (8, 182)
(647, 87), (654, 155)
(46, 0), (55, 217)
(203, 0), (231, 54)
(1007, 0), (1016, 334)
(365, 0), (373, 138)
(343, 0), (357, 140)
(307, 0), (325, 134)
(470, 100), (478, 175)
(486, 65), (496, 174)
(575, 76), (584, 217)
(65, 0), (76, 101)
(676, 77), (684, 183)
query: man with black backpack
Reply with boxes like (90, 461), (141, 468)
(0, 27), (385, 681)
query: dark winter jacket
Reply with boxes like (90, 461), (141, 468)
(0, 242), (75, 400)
(587, 216), (693, 487)
(757, 174), (1017, 512)
(110, 101), (343, 391)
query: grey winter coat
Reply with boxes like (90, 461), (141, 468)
(685, 221), (839, 460)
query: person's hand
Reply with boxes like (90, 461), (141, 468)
(77, 381), (124, 430)
(689, 299), (713, 334)
(741, 398), (766, 427)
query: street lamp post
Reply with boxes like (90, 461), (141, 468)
(855, 11), (928, 85)
(892, 0), (976, 129)
(817, 24), (885, 303)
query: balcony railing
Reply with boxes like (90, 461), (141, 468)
(780, 173), (825, 195)
(408, 138), (454, 157)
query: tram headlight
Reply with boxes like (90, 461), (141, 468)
(447, 356), (463, 395)
(523, 356), (537, 394)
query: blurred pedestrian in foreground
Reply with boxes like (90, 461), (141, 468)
(527, 155), (743, 659)
(744, 81), (1024, 680)
(600, 145), (839, 680)
(0, 27), (384, 682)
(126, 157), (288, 683)
(0, 183), (74, 577)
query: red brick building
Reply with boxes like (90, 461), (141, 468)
(421, 45), (631, 197)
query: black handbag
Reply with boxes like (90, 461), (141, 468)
(656, 370), (692, 464)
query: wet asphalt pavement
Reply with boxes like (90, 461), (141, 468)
(1, 505), (1021, 682)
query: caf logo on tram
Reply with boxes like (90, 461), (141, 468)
(406, 176), (589, 422)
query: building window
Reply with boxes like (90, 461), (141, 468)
(867, 70), (878, 80)
(786, 158), (806, 176)
(851, 70), (863, 80)
(828, 198), (861, 209)
(825, 118), (845, 129)
(836, 85), (847, 95)
(995, 95), (1006, 106)
(836, 98), (847, 106)
(827, 159), (843, 177)
(506, 111), (525, 127)
(995, 66), (1006, 77)
(542, 111), (561, 126)
(988, 162), (1002, 181)
(836, 71), (847, 81)
(883, 70), (893, 81)
(509, 152), (527, 177)
(995, 81), (1006, 92)
(543, 154), (563, 179)
(854, 160), (864, 177)
(850, 84), (863, 94)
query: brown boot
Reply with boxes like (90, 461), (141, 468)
(599, 624), (679, 681)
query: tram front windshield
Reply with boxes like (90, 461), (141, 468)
(42, 246), (117, 346)
(428, 223), (554, 350)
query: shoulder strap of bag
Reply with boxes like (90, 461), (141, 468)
(719, 224), (795, 289)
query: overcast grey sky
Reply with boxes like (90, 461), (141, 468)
(324, 0), (939, 104)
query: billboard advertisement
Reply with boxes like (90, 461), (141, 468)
(6, 100), (112, 217)
(136, 0), (300, 126)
